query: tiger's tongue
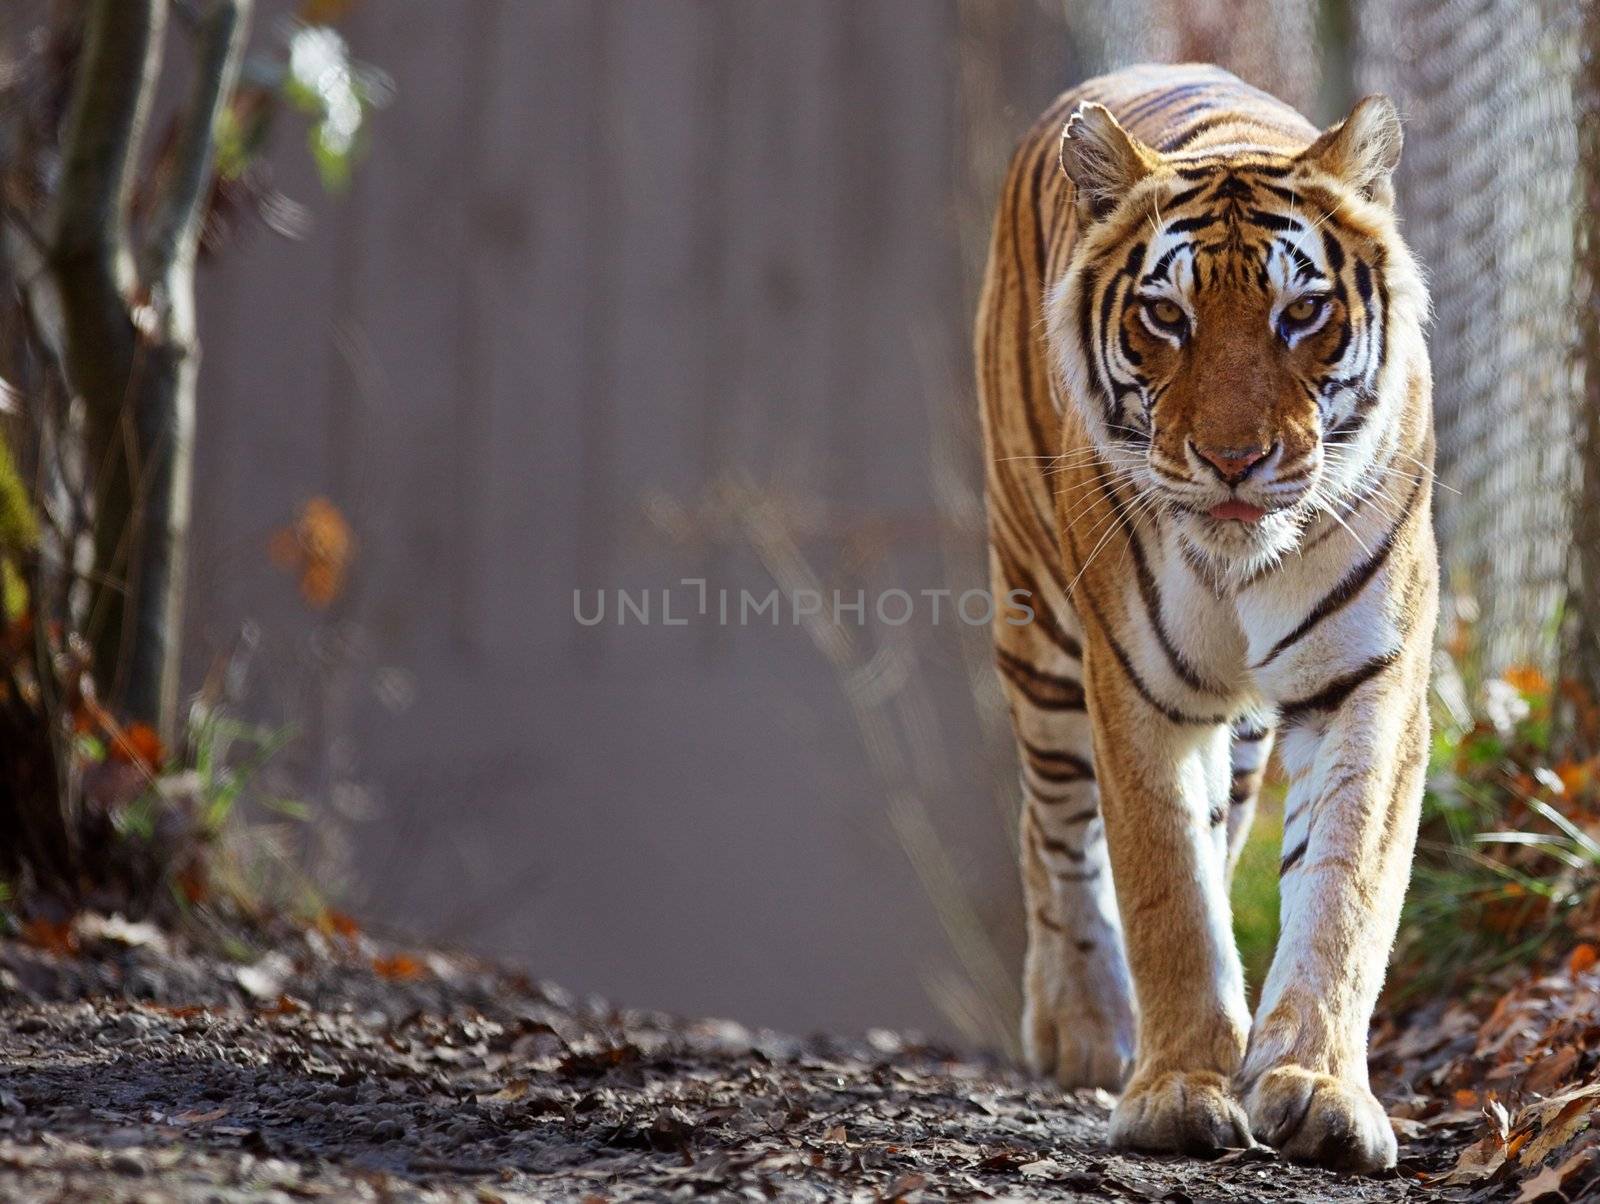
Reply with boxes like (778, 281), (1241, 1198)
(1208, 500), (1267, 523)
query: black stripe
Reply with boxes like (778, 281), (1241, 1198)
(1321, 227), (1345, 271)
(992, 536), (1082, 662)
(996, 648), (1086, 711)
(1278, 649), (1401, 726)
(1027, 809), (1088, 863)
(1254, 475), (1423, 669)
(989, 475), (1061, 595)
(1118, 326), (1143, 367)
(1247, 209), (1302, 232)
(1373, 271), (1390, 383)
(1062, 529), (1227, 727)
(1029, 143), (1052, 282)
(1159, 113), (1236, 152)
(1280, 838), (1307, 874)
(1171, 157), (1297, 182)
(1078, 260), (1109, 414)
(1031, 782), (1096, 806)
(1021, 738), (1094, 783)
(1010, 143), (1051, 462)
(1323, 317), (1353, 368)
(1101, 476), (1227, 695)
(1119, 81), (1212, 125)
(1037, 833), (1087, 862)
(1097, 241), (1146, 430)
(1144, 240), (1190, 284)
(1211, 174), (1256, 203)
(1279, 240), (1318, 280)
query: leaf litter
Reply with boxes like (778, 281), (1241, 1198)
(0, 912), (1582, 1202)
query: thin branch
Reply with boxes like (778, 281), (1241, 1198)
(51, 0), (166, 264)
(142, 0), (252, 307)
(0, 201), (51, 263)
(49, 0), (166, 411)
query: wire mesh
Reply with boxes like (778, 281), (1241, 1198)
(1061, 0), (1323, 116)
(1357, 0), (1585, 673)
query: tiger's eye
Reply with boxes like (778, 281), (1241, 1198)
(1146, 299), (1184, 326)
(1284, 297), (1321, 323)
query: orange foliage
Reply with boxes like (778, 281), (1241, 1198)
(20, 917), (78, 957)
(1570, 944), (1598, 976)
(372, 953), (426, 981)
(107, 721), (165, 774)
(1556, 757), (1597, 798)
(269, 496), (354, 609)
(175, 861), (209, 906)
(298, 0), (358, 23)
(314, 908), (361, 940)
(1502, 664), (1550, 697)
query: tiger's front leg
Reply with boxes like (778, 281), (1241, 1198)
(1237, 651), (1430, 1172)
(1083, 653), (1255, 1155)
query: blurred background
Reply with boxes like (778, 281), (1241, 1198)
(5, 0), (1598, 1052)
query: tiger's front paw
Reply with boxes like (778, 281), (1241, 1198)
(1022, 994), (1132, 1091)
(1022, 930), (1133, 1091)
(1109, 1069), (1252, 1156)
(1245, 1066), (1395, 1173)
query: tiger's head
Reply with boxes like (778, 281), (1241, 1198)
(1047, 96), (1428, 575)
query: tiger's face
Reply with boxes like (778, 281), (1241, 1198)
(1049, 98), (1426, 572)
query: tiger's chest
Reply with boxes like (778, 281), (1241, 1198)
(1106, 516), (1397, 718)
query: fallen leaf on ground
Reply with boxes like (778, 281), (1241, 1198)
(372, 953), (426, 981)
(171, 1107), (229, 1126)
(19, 918), (78, 957)
(1521, 1097), (1597, 1167)
(107, 722), (164, 773)
(1569, 944), (1598, 976)
(1434, 1132), (1509, 1186)
(482, 1079), (528, 1103)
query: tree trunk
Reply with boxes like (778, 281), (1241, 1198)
(51, 0), (250, 738)
(1570, 1), (1600, 750)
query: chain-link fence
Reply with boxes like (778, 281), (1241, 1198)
(1358, 0), (1587, 677)
(1065, 1), (1599, 682)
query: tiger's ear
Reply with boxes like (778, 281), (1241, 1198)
(1300, 95), (1403, 206)
(1059, 102), (1159, 222)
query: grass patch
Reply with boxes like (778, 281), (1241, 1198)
(1232, 788), (1283, 1000)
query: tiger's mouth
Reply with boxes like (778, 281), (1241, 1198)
(1168, 496), (1295, 524)
(1168, 495), (1306, 566)
(1207, 499), (1267, 523)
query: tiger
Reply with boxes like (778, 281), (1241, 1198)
(974, 63), (1436, 1173)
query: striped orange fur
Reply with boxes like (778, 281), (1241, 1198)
(975, 64), (1436, 1172)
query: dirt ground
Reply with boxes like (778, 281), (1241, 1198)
(0, 922), (1489, 1203)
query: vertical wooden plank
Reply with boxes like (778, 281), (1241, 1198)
(570, 1), (622, 665)
(443, 0), (504, 653)
(189, 0), (1012, 1041)
(476, 0), (593, 663)
(189, 0), (340, 667)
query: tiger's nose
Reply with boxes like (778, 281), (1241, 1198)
(1192, 442), (1273, 485)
